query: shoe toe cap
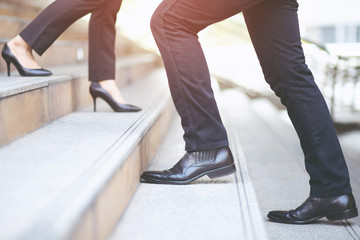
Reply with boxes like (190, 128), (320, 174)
(140, 171), (165, 182)
(267, 210), (289, 220)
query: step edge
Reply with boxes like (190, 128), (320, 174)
(0, 75), (74, 98)
(0, 53), (159, 99)
(229, 132), (269, 240)
(222, 103), (269, 240)
(18, 92), (172, 240)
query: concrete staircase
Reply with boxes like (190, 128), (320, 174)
(2, 2), (360, 240)
(110, 89), (268, 240)
(0, 68), (174, 240)
(0, 0), (161, 146)
(109, 88), (360, 240)
(0, 1), (175, 239)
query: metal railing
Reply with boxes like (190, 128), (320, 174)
(302, 38), (360, 119)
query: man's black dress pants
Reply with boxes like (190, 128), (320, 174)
(150, 0), (352, 198)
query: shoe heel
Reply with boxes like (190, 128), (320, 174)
(326, 207), (358, 221)
(92, 96), (97, 112)
(6, 60), (10, 76)
(207, 164), (236, 179)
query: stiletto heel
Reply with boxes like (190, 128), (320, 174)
(92, 95), (97, 112)
(1, 43), (52, 77)
(89, 82), (141, 113)
(6, 60), (10, 76)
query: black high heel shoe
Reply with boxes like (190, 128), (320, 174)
(1, 43), (52, 77)
(89, 82), (142, 112)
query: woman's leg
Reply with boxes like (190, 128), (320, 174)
(88, 0), (122, 82)
(88, 0), (126, 104)
(243, 0), (351, 197)
(7, 0), (107, 69)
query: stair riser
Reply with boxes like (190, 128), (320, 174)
(70, 101), (174, 240)
(0, 17), (27, 39)
(0, 42), (89, 72)
(1, 0), (50, 9)
(0, 17), (85, 41)
(0, 2), (43, 20)
(0, 55), (161, 147)
(116, 61), (161, 88)
(0, 38), (157, 73)
(0, 77), (91, 146)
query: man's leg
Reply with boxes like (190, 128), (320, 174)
(243, 0), (357, 223)
(141, 0), (265, 184)
(150, 0), (264, 151)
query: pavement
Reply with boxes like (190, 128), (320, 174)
(205, 43), (360, 228)
(0, 69), (171, 240)
(234, 92), (360, 240)
(110, 85), (360, 240)
(110, 90), (268, 240)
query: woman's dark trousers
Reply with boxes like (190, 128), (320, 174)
(20, 0), (122, 81)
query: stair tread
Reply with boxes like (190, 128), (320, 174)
(220, 89), (360, 239)
(110, 88), (268, 240)
(111, 88), (360, 240)
(0, 68), (170, 239)
(0, 53), (158, 98)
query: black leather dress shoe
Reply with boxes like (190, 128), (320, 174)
(268, 193), (358, 224)
(140, 146), (236, 184)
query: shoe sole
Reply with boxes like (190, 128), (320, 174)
(326, 207), (358, 221)
(140, 163), (236, 184)
(268, 207), (359, 224)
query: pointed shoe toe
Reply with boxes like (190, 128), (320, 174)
(140, 146), (236, 185)
(140, 171), (168, 183)
(267, 210), (289, 219)
(121, 104), (142, 112)
(89, 82), (142, 112)
(267, 193), (358, 224)
(2, 43), (52, 77)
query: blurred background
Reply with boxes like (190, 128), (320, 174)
(115, 0), (360, 118)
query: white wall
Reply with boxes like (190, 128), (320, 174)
(298, 0), (360, 27)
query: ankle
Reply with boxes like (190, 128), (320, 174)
(8, 35), (32, 52)
(97, 80), (126, 104)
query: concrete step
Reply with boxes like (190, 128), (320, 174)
(110, 87), (268, 240)
(223, 89), (360, 239)
(0, 2), (43, 19)
(249, 94), (360, 227)
(0, 0), (159, 71)
(0, 13), (88, 41)
(0, 53), (161, 147)
(0, 0), (51, 9)
(0, 68), (175, 240)
(0, 11), (89, 72)
(0, 39), (89, 72)
(111, 87), (360, 240)
(0, 1), (88, 71)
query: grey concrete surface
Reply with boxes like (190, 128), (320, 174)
(0, 63), (88, 98)
(219, 89), (360, 240)
(338, 130), (360, 226)
(111, 86), (360, 240)
(0, 53), (159, 98)
(0, 69), (170, 239)
(110, 88), (268, 240)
